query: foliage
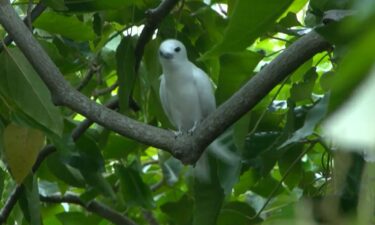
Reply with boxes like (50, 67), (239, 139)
(0, 0), (374, 225)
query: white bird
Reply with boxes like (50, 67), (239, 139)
(158, 39), (216, 135)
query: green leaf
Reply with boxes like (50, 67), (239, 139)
(0, 168), (4, 199)
(217, 202), (261, 225)
(34, 12), (95, 41)
(193, 155), (225, 225)
(202, 0), (294, 57)
(243, 132), (281, 176)
(329, 23), (375, 111)
(233, 112), (251, 152)
(19, 175), (41, 225)
(57, 212), (102, 225)
(161, 195), (193, 225)
(161, 157), (183, 186)
(0, 47), (63, 137)
(251, 174), (284, 197)
(46, 152), (85, 187)
(278, 144), (304, 189)
(216, 51), (263, 104)
(102, 133), (139, 159)
(3, 123), (45, 184)
(117, 163), (155, 208)
(210, 130), (242, 194)
(116, 37), (137, 111)
(65, 0), (136, 11)
(42, 0), (67, 11)
(233, 169), (257, 196)
(290, 67), (318, 102)
(279, 95), (329, 148)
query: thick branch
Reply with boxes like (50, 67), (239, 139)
(40, 194), (138, 225)
(188, 31), (331, 163)
(0, 0), (179, 154)
(0, 2), (46, 52)
(0, 0), (331, 165)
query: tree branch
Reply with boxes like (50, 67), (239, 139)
(40, 194), (138, 225)
(0, 0), (331, 165)
(0, 2), (46, 52)
(134, 0), (180, 72)
(0, 0), (178, 154)
(189, 31), (331, 163)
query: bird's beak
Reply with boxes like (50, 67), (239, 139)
(159, 50), (173, 59)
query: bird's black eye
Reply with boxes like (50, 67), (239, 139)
(174, 47), (181, 52)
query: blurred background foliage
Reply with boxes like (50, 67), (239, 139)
(0, 0), (375, 224)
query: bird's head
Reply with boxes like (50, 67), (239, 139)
(159, 39), (188, 65)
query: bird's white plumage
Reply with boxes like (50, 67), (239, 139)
(158, 39), (216, 133)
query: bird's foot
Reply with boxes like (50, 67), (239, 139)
(187, 122), (198, 136)
(173, 130), (184, 139)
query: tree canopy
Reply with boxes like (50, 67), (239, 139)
(0, 0), (375, 225)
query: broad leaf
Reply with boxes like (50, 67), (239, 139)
(193, 154), (225, 225)
(216, 51), (263, 104)
(19, 175), (41, 225)
(3, 123), (45, 184)
(116, 37), (137, 111)
(0, 48), (63, 137)
(34, 12), (95, 41)
(279, 95), (329, 148)
(117, 163), (155, 208)
(161, 195), (193, 225)
(203, 0), (294, 57)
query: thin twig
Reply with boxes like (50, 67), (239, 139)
(134, 0), (180, 73)
(248, 76), (290, 137)
(92, 81), (118, 98)
(40, 194), (138, 225)
(26, 0), (33, 30)
(76, 64), (101, 92)
(249, 141), (317, 219)
(142, 210), (159, 225)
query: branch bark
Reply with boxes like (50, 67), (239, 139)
(0, 0), (331, 165)
(134, 0), (180, 72)
(40, 194), (138, 225)
(0, 2), (46, 52)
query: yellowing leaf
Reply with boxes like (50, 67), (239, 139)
(3, 123), (45, 184)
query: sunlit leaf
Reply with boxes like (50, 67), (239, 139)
(3, 123), (44, 184)
(202, 0), (293, 57)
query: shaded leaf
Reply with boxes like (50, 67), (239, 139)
(34, 12), (95, 41)
(57, 212), (101, 225)
(278, 144), (304, 189)
(218, 202), (261, 225)
(19, 175), (41, 225)
(279, 95), (329, 148)
(0, 48), (63, 136)
(116, 37), (137, 111)
(193, 155), (225, 225)
(161, 195), (193, 225)
(216, 51), (262, 104)
(117, 163), (155, 208)
(290, 67), (318, 102)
